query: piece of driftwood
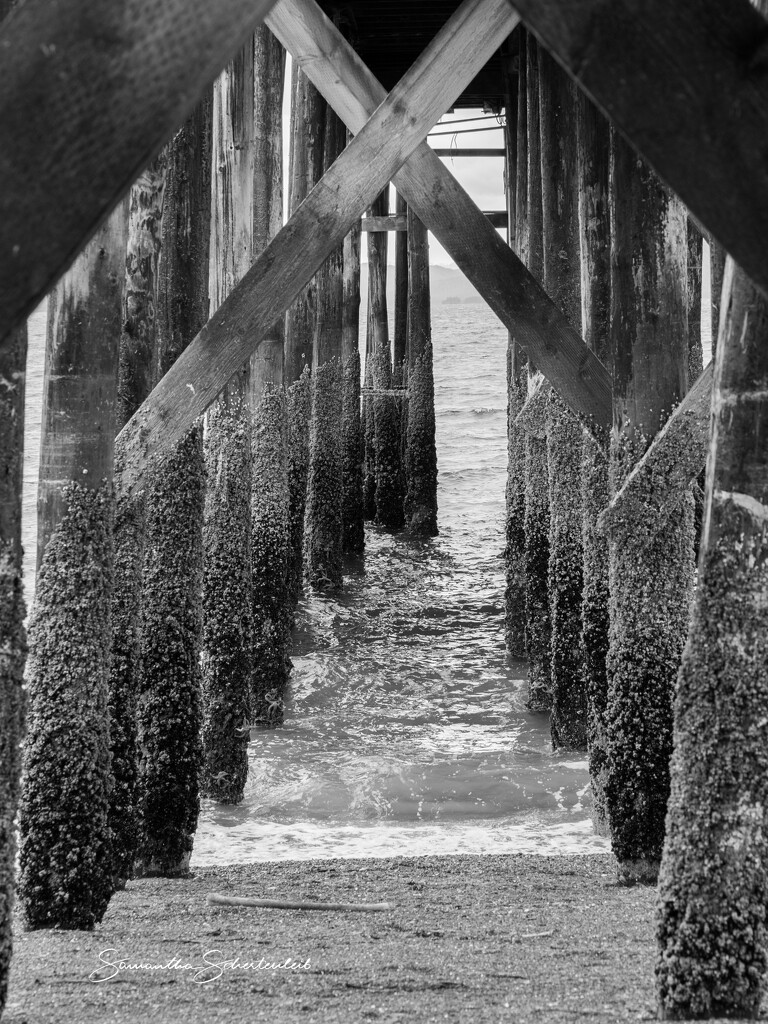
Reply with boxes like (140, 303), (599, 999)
(207, 893), (392, 912)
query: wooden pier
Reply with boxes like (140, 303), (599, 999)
(2, 0), (768, 1019)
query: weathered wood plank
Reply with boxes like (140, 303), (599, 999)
(432, 148), (506, 157)
(598, 363), (714, 537)
(266, 0), (611, 430)
(362, 215), (406, 232)
(115, 0), (519, 497)
(0, 0), (277, 351)
(504, 0), (768, 300)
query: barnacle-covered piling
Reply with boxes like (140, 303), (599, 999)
(404, 208), (437, 535)
(110, 155), (167, 887)
(136, 96), (211, 869)
(287, 366), (312, 610)
(656, 258), (768, 1021)
(604, 133), (694, 885)
(305, 105), (346, 588)
(0, 314), (26, 1005)
(250, 382), (290, 723)
(0, 0), (26, 998)
(576, 90), (611, 831)
(304, 359), (344, 589)
(362, 351), (377, 520)
(539, 49), (585, 750)
(504, 33), (528, 658)
(521, 34), (550, 710)
(20, 205), (127, 928)
(200, 47), (256, 805)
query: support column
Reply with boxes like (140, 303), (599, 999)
(0, 0), (26, 984)
(656, 258), (768, 1020)
(284, 67), (326, 606)
(504, 31), (527, 658)
(19, 202), (127, 928)
(341, 204), (364, 554)
(404, 207), (437, 535)
(687, 220), (705, 556)
(137, 95), (211, 869)
(539, 49), (585, 750)
(604, 132), (695, 885)
(249, 26), (290, 727)
(576, 91), (611, 832)
(111, 154), (166, 887)
(368, 188), (405, 529)
(305, 105), (346, 589)
(200, 46), (255, 805)
(522, 33), (551, 711)
(709, 242), (727, 363)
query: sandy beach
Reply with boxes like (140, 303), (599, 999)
(2, 853), (675, 1023)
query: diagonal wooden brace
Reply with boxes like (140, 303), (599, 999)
(266, 0), (612, 431)
(0, 0), (278, 350)
(598, 363), (713, 537)
(114, 0), (520, 499)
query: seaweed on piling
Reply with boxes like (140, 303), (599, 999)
(19, 482), (114, 929)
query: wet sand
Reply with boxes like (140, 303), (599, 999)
(2, 852), (677, 1023)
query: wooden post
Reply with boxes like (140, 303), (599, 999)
(539, 48), (586, 750)
(504, 30), (528, 659)
(110, 154), (167, 888)
(0, 0), (26, 988)
(250, 26), (291, 726)
(136, 96), (211, 873)
(656, 258), (768, 1020)
(19, 201), (127, 929)
(522, 34), (551, 712)
(603, 132), (695, 885)
(284, 67), (326, 607)
(404, 207), (437, 535)
(394, 191), (409, 373)
(341, 199), (364, 554)
(576, 90), (612, 833)
(366, 188), (401, 530)
(284, 69), (326, 384)
(200, 46), (255, 807)
(305, 106), (346, 589)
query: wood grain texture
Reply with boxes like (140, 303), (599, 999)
(266, 0), (611, 429)
(38, 201), (128, 565)
(115, 0), (518, 498)
(0, 0), (277, 351)
(505, 0), (768, 300)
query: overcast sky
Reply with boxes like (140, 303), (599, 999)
(282, 56), (508, 270)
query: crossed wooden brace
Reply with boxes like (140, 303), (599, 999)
(2, 0), (758, 505)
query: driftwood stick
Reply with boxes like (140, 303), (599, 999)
(206, 893), (392, 912)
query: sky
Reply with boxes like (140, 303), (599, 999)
(282, 55), (508, 270)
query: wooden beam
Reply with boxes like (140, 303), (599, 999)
(362, 215), (407, 232)
(504, 0), (768, 301)
(0, 0), (278, 352)
(362, 211), (508, 230)
(598, 363), (713, 537)
(266, 0), (612, 429)
(432, 148), (506, 157)
(115, 0), (519, 498)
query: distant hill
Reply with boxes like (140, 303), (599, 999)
(359, 263), (483, 309)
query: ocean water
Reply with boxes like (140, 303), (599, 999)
(21, 298), (609, 865)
